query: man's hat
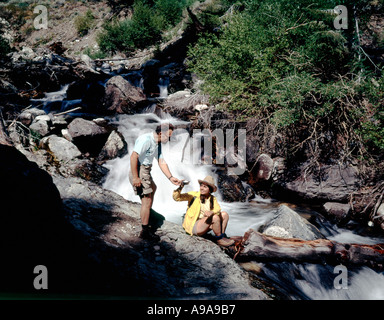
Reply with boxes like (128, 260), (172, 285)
(198, 175), (217, 192)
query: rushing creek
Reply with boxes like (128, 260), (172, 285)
(32, 81), (384, 300)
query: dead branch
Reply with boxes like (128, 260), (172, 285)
(54, 107), (82, 116)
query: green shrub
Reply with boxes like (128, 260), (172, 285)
(75, 9), (95, 36)
(98, 1), (163, 54)
(97, 0), (194, 54)
(187, 0), (384, 157)
(154, 0), (186, 27)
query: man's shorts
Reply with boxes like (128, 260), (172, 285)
(129, 165), (155, 197)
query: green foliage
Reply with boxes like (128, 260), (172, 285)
(98, 0), (193, 54)
(83, 47), (106, 59)
(98, 1), (163, 53)
(187, 0), (384, 157)
(355, 76), (384, 153)
(75, 9), (96, 37)
(154, 0), (187, 27)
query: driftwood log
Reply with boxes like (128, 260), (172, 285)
(228, 230), (384, 269)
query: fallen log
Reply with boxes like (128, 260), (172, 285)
(228, 229), (384, 269)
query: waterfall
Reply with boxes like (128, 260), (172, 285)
(102, 111), (276, 236)
(31, 84), (71, 112)
(30, 81), (384, 300)
(158, 77), (169, 99)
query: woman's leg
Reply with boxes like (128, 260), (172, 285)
(220, 211), (229, 234)
(194, 215), (222, 236)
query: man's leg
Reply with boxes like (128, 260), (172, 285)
(140, 194), (153, 226)
(139, 185), (159, 241)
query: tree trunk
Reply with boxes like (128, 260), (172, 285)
(229, 230), (384, 269)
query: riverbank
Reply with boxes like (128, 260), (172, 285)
(1, 52), (384, 299)
(1, 0), (384, 299)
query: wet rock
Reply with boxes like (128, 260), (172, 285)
(163, 90), (208, 120)
(97, 130), (127, 162)
(29, 114), (51, 137)
(274, 163), (361, 203)
(102, 75), (146, 114)
(217, 171), (249, 202)
(323, 202), (351, 225)
(158, 62), (187, 93)
(53, 175), (270, 299)
(0, 144), (79, 292)
(41, 134), (82, 162)
(79, 81), (106, 113)
(259, 204), (325, 240)
(67, 118), (110, 156)
(141, 59), (161, 95)
(252, 153), (274, 182)
(20, 107), (46, 121)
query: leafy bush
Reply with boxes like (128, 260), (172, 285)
(98, 1), (163, 53)
(154, 0), (187, 27)
(187, 0), (384, 157)
(75, 9), (96, 37)
(98, 0), (193, 54)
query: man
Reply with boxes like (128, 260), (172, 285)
(130, 123), (181, 240)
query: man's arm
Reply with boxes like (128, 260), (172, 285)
(130, 151), (141, 187)
(158, 158), (180, 185)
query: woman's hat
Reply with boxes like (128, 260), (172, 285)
(198, 175), (217, 192)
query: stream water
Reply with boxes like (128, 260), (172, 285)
(32, 81), (384, 300)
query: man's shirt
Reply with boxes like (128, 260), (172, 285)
(133, 132), (163, 166)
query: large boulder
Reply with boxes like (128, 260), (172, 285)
(323, 202), (351, 225)
(259, 204), (325, 240)
(0, 143), (269, 298)
(97, 130), (128, 162)
(53, 175), (270, 299)
(0, 144), (81, 292)
(40, 134), (82, 162)
(101, 75), (147, 114)
(67, 118), (110, 156)
(217, 171), (252, 202)
(29, 115), (52, 137)
(274, 163), (361, 203)
(248, 153), (274, 186)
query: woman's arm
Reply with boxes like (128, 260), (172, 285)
(173, 188), (194, 202)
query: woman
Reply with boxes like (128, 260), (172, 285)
(173, 175), (234, 247)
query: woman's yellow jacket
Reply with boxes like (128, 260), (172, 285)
(173, 188), (221, 235)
